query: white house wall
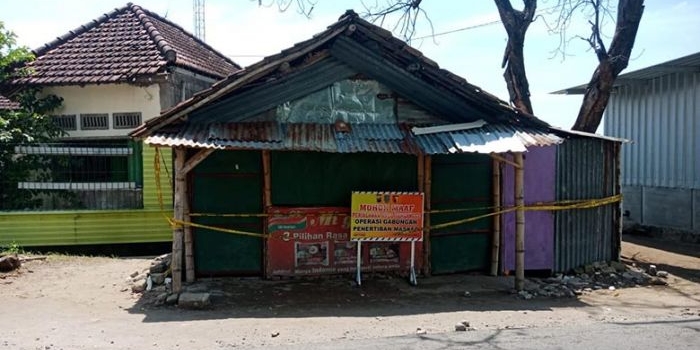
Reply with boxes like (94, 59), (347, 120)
(605, 71), (700, 233)
(43, 84), (161, 139)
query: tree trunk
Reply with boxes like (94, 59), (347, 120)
(572, 0), (645, 132)
(494, 0), (537, 115)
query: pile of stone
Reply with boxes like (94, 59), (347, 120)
(518, 260), (669, 299)
(126, 253), (213, 309)
(128, 253), (172, 294)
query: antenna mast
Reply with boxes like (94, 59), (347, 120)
(193, 0), (205, 41)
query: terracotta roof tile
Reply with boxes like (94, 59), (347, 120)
(0, 95), (20, 110)
(11, 3), (239, 87)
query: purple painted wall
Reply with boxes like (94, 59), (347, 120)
(501, 146), (556, 271)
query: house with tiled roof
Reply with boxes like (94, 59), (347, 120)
(0, 3), (240, 248)
(0, 95), (19, 110)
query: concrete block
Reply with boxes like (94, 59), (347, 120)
(621, 186), (642, 226)
(642, 186), (692, 230)
(178, 292), (211, 309)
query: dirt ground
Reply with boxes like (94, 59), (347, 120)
(1, 236), (699, 350)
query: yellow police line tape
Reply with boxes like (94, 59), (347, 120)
(429, 194), (621, 231)
(166, 216), (270, 239)
(163, 194), (621, 239)
(153, 147), (622, 238)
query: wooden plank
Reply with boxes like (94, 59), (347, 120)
(490, 153), (521, 169)
(490, 158), (501, 276)
(182, 148), (214, 175)
(184, 170), (194, 283)
(262, 150), (272, 277)
(172, 148), (186, 293)
(422, 155), (432, 276)
(514, 152), (525, 291)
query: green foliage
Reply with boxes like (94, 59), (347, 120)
(0, 22), (64, 210)
(0, 22), (33, 82)
(1, 241), (24, 255)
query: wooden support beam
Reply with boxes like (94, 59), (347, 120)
(262, 150), (272, 277)
(172, 147), (186, 293)
(182, 149), (213, 284)
(417, 154), (425, 193)
(422, 155), (432, 276)
(182, 148), (214, 175)
(417, 154), (425, 275)
(184, 172), (194, 283)
(490, 159), (501, 276)
(514, 152), (525, 291)
(490, 153), (521, 169)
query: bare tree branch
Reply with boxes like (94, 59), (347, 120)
(361, 0), (435, 41)
(494, 0), (537, 114)
(572, 0), (644, 131)
(254, 0), (317, 18)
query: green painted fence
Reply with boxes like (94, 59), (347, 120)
(0, 145), (173, 247)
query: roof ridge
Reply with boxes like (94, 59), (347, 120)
(129, 3), (176, 63)
(132, 3), (241, 70)
(33, 4), (129, 57)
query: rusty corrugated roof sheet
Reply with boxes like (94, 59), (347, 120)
(146, 122), (561, 154)
(413, 124), (564, 154)
(146, 122), (421, 154)
(132, 10), (549, 139)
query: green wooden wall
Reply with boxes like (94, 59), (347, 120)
(191, 150), (263, 275)
(430, 153), (492, 274)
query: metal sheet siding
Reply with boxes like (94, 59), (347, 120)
(146, 123), (418, 154)
(554, 138), (620, 272)
(0, 145), (172, 247)
(605, 71), (700, 189)
(143, 145), (173, 210)
(414, 125), (563, 155)
(501, 146), (556, 271)
(0, 210), (171, 246)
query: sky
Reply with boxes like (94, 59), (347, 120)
(2, 0), (699, 131)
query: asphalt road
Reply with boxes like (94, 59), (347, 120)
(256, 318), (700, 350)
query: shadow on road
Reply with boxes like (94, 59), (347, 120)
(127, 274), (590, 323)
(622, 234), (700, 283)
(624, 234), (700, 259)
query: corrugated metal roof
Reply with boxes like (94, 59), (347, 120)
(133, 9), (548, 139)
(146, 123), (419, 154)
(553, 51), (700, 94)
(414, 124), (563, 154)
(146, 122), (561, 155)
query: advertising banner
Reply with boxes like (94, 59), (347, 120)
(350, 192), (424, 241)
(266, 207), (420, 277)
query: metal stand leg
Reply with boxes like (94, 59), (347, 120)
(409, 241), (417, 286)
(356, 241), (362, 286)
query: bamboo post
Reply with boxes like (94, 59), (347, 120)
(184, 171), (194, 283)
(417, 154), (425, 275)
(262, 150), (272, 277)
(422, 155), (432, 276)
(490, 158), (501, 276)
(172, 147), (186, 293)
(514, 152), (525, 291)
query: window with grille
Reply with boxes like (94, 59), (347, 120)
(113, 112), (142, 129)
(80, 113), (109, 130)
(6, 140), (144, 211)
(52, 115), (77, 131)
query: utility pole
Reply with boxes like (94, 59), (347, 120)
(193, 0), (205, 41)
